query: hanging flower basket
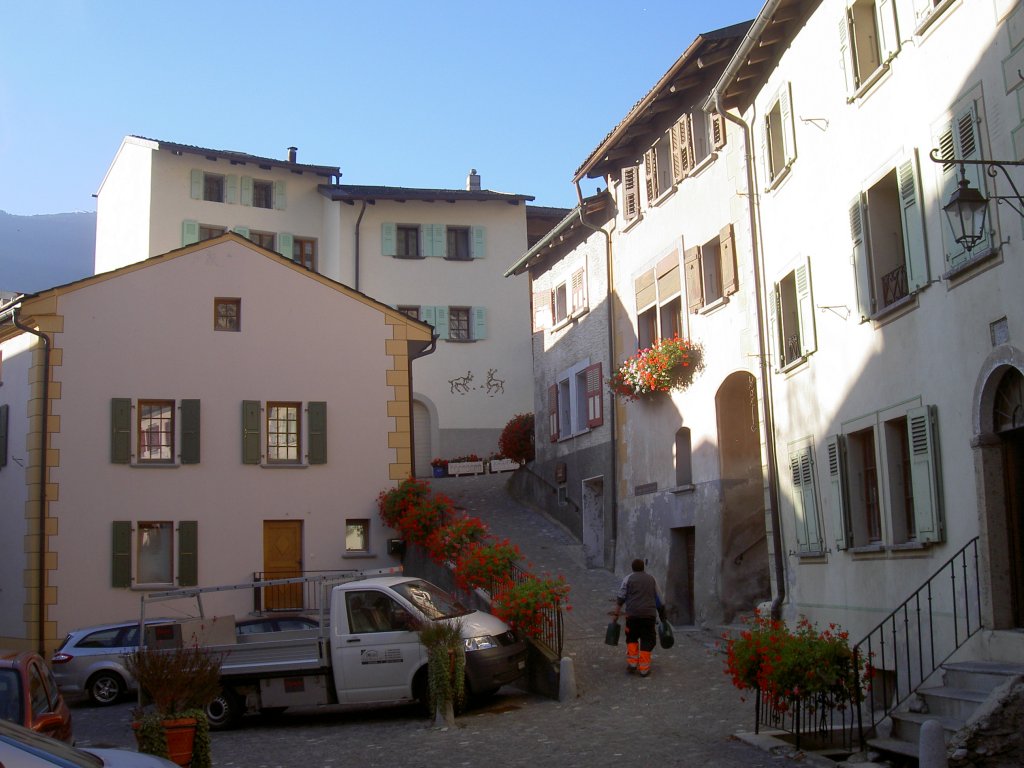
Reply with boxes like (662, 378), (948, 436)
(608, 336), (705, 401)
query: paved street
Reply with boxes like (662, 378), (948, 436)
(70, 473), (784, 767)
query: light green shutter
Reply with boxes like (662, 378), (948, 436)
(431, 224), (446, 258)
(274, 180), (286, 210)
(180, 399), (200, 465)
(420, 305), (437, 330)
(182, 220), (199, 247)
(233, 226), (250, 240)
(838, 14), (855, 95)
(225, 174), (238, 204)
(434, 307), (449, 340)
(177, 521), (198, 586)
(382, 223), (397, 256)
(0, 403), (8, 469)
(111, 398), (131, 464)
(242, 400), (261, 464)
(277, 232), (294, 259)
(877, 0), (899, 63)
(190, 169), (202, 200)
(112, 521), (132, 587)
(470, 226), (486, 259)
(796, 260), (817, 357)
(825, 434), (851, 550)
(935, 104), (991, 268)
(909, 405), (944, 543)
(898, 151), (929, 293)
(471, 307), (488, 340)
(241, 176), (253, 206)
(849, 196), (873, 320)
(308, 401), (326, 465)
(790, 445), (822, 554)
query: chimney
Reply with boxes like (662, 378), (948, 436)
(287, 146), (298, 163)
(466, 168), (481, 192)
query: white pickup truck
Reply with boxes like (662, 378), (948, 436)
(141, 570), (529, 729)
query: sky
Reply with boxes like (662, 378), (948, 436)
(0, 0), (765, 216)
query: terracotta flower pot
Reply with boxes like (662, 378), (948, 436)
(133, 717), (197, 767)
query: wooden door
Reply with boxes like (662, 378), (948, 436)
(263, 520), (303, 610)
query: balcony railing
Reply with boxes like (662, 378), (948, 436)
(881, 263), (909, 307)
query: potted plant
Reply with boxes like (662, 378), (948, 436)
(126, 642), (223, 768)
(430, 457), (449, 478)
(419, 619), (465, 727)
(609, 336), (705, 401)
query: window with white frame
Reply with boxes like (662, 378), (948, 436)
(763, 83), (796, 186)
(241, 400), (327, 466)
(788, 439), (824, 555)
(111, 398), (200, 465)
(849, 152), (929, 319)
(768, 259), (816, 369)
(684, 224), (737, 312)
(137, 400), (174, 463)
(838, 0), (900, 97)
(826, 404), (943, 552)
(548, 360), (604, 442)
(111, 520), (197, 587)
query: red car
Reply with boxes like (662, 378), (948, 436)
(0, 649), (72, 743)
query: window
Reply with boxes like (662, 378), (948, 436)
(839, 0), (899, 97)
(674, 428), (692, 487)
(398, 306), (420, 320)
(541, 267), (588, 330)
(345, 591), (415, 633)
(419, 306), (487, 341)
(112, 398), (199, 465)
(446, 227), (470, 260)
(241, 400), (326, 466)
(253, 180), (273, 209)
(293, 237), (317, 270)
(138, 400), (174, 463)
(215, 298), (241, 331)
(548, 360), (604, 441)
(190, 170), (238, 204)
(826, 404), (943, 551)
(396, 226), (420, 258)
(346, 519), (370, 553)
(769, 260), (816, 369)
(204, 174), (224, 202)
(621, 165), (640, 222)
(554, 282), (569, 324)
(849, 153), (928, 319)
(763, 83), (796, 186)
(644, 110), (726, 202)
(199, 225), (226, 241)
(635, 251), (683, 349)
(684, 224), (737, 312)
(911, 0), (955, 31)
(933, 99), (993, 270)
(788, 440), (824, 554)
(245, 231), (273, 250)
(111, 520), (197, 587)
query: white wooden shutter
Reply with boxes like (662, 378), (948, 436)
(533, 289), (552, 331)
(877, 0), (900, 64)
(644, 148), (659, 201)
(780, 82), (796, 167)
(720, 224), (737, 296)
(826, 434), (852, 550)
(381, 223), (397, 256)
(767, 282), (781, 371)
(849, 195), (873, 320)
(684, 246), (703, 312)
(908, 405), (944, 543)
(796, 259), (817, 357)
(898, 150), (929, 293)
(838, 14), (855, 95)
(935, 103), (991, 268)
(711, 112), (727, 150)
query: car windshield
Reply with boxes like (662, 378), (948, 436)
(392, 580), (471, 620)
(0, 719), (102, 767)
(0, 670), (24, 725)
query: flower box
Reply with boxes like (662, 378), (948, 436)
(432, 465), (447, 478)
(489, 458), (520, 473)
(448, 460), (484, 476)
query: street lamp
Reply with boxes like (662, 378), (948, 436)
(942, 167), (988, 252)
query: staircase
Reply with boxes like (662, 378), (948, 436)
(868, 630), (1024, 762)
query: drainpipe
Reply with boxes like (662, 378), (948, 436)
(573, 182), (618, 572)
(707, 91), (786, 621)
(353, 200), (368, 292)
(13, 307), (51, 654)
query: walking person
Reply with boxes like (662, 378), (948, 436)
(612, 558), (667, 677)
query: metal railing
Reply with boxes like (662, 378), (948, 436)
(756, 687), (860, 752)
(251, 570), (362, 614)
(852, 536), (981, 749)
(487, 561), (565, 659)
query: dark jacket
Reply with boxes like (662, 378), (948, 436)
(616, 571), (664, 619)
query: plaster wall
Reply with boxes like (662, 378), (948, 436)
(94, 138), (153, 273)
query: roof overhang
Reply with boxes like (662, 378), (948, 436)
(319, 184), (533, 205)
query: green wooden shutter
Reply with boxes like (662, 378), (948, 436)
(308, 401), (327, 465)
(182, 220), (199, 247)
(419, 224), (433, 257)
(898, 151), (929, 293)
(225, 174), (239, 204)
(424, 224), (445, 258)
(684, 245), (703, 312)
(233, 226), (250, 240)
(381, 223), (397, 256)
(877, 0), (899, 63)
(935, 104), (991, 268)
(180, 399), (200, 465)
(277, 232), (294, 259)
(274, 180), (286, 210)
(720, 224), (737, 296)
(849, 195), (873, 320)
(112, 521), (132, 588)
(420, 305), (437, 330)
(434, 307), (449, 340)
(471, 307), (487, 340)
(790, 445), (822, 554)
(177, 521), (198, 586)
(470, 226), (486, 259)
(190, 169), (202, 200)
(908, 405), (944, 543)
(242, 400), (261, 464)
(825, 434), (851, 550)
(241, 176), (253, 206)
(111, 398), (131, 464)
(796, 260), (817, 357)
(0, 403), (8, 469)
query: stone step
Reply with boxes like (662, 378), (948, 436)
(942, 660), (1024, 693)
(891, 710), (962, 745)
(917, 685), (989, 719)
(867, 735), (919, 759)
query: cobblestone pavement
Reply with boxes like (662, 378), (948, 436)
(70, 473), (784, 767)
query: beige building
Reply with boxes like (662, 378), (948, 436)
(0, 235), (432, 651)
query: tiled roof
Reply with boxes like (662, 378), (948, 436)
(319, 184), (534, 203)
(132, 136), (341, 177)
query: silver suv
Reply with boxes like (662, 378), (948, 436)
(51, 620), (168, 705)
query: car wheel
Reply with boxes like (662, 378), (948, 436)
(205, 688), (242, 731)
(87, 672), (125, 706)
(412, 667), (430, 717)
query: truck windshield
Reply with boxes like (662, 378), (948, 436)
(392, 580), (471, 620)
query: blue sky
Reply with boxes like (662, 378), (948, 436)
(0, 0), (763, 216)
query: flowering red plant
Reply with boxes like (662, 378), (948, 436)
(424, 515), (488, 564)
(396, 493), (452, 546)
(498, 413), (535, 463)
(609, 336), (705, 401)
(454, 539), (521, 592)
(377, 478), (432, 528)
(492, 575), (571, 639)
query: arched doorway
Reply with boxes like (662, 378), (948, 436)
(993, 368), (1024, 626)
(412, 400), (433, 478)
(715, 371), (771, 622)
